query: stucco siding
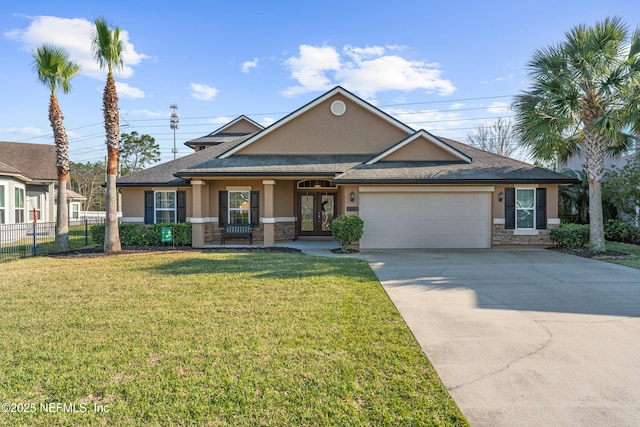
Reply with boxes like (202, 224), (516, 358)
(237, 95), (409, 155)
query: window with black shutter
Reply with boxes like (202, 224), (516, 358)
(504, 188), (515, 230)
(177, 190), (186, 223)
(144, 191), (154, 224)
(250, 191), (259, 226)
(218, 191), (228, 227)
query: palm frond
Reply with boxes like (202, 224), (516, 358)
(31, 44), (80, 95)
(91, 17), (125, 73)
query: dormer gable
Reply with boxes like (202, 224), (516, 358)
(185, 115), (263, 151)
(367, 130), (472, 164)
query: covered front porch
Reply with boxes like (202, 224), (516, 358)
(188, 178), (359, 248)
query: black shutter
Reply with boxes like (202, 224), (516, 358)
(536, 188), (547, 230)
(176, 190), (186, 223)
(250, 191), (260, 226)
(504, 188), (515, 230)
(144, 191), (154, 224)
(218, 191), (228, 227)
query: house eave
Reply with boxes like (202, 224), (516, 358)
(332, 178), (581, 185)
(117, 182), (192, 188)
(175, 171), (338, 178)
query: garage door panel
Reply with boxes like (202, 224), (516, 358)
(360, 192), (491, 249)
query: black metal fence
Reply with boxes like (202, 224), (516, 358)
(0, 219), (104, 263)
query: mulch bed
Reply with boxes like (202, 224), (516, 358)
(49, 245), (302, 258)
(548, 247), (637, 260)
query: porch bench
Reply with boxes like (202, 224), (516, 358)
(221, 223), (253, 245)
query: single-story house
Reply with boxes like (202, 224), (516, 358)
(117, 86), (578, 249)
(0, 141), (85, 225)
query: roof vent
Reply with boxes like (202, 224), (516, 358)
(330, 100), (346, 116)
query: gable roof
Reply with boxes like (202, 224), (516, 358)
(184, 115), (263, 149)
(219, 86), (414, 158)
(334, 138), (578, 184)
(117, 136), (249, 187)
(117, 86), (578, 187)
(0, 141), (57, 182)
(367, 130), (472, 164)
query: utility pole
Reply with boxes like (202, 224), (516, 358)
(170, 104), (179, 160)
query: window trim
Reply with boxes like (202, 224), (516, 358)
(28, 193), (42, 222)
(154, 190), (176, 224)
(228, 190), (251, 224)
(14, 186), (25, 223)
(70, 202), (80, 220)
(0, 184), (5, 224)
(515, 188), (535, 230)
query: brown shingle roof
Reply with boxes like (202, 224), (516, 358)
(0, 141), (57, 181)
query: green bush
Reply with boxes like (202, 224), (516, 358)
(90, 223), (192, 247)
(549, 223), (590, 248)
(331, 215), (364, 252)
(604, 219), (639, 244)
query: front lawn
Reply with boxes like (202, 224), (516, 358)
(605, 241), (640, 269)
(0, 251), (466, 426)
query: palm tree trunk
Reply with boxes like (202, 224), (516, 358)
(49, 94), (69, 252)
(584, 132), (606, 252)
(103, 72), (121, 254)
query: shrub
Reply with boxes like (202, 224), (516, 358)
(604, 219), (639, 244)
(331, 215), (364, 252)
(550, 223), (590, 248)
(90, 223), (192, 247)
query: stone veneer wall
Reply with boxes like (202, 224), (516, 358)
(492, 223), (559, 246)
(203, 222), (296, 245)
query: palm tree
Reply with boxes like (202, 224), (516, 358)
(91, 17), (124, 254)
(31, 44), (80, 252)
(514, 16), (640, 252)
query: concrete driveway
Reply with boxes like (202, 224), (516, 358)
(363, 249), (640, 427)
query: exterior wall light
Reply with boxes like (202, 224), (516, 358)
(350, 191), (356, 202)
(498, 191), (504, 202)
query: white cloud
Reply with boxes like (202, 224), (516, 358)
(450, 103), (466, 110)
(282, 44), (456, 98)
(0, 126), (47, 137)
(190, 83), (218, 101)
(116, 82), (145, 99)
(4, 15), (150, 80)
(241, 58), (258, 73)
(207, 116), (233, 126)
(487, 102), (509, 114)
(282, 45), (341, 97)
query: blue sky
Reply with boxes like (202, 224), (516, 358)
(1, 0), (639, 164)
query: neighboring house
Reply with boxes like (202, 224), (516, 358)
(561, 151), (633, 172)
(0, 141), (84, 225)
(560, 146), (638, 225)
(118, 86), (578, 249)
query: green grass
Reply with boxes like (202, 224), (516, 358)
(605, 241), (640, 269)
(0, 251), (466, 426)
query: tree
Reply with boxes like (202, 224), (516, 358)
(604, 157), (640, 222)
(558, 169), (590, 224)
(69, 161), (106, 211)
(467, 118), (518, 158)
(120, 131), (161, 175)
(31, 44), (80, 252)
(513, 16), (640, 252)
(92, 17), (124, 254)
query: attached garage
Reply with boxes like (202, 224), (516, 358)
(359, 187), (493, 249)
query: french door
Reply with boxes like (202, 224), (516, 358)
(298, 192), (336, 236)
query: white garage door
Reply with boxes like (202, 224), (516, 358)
(359, 192), (491, 249)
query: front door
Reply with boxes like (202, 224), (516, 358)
(298, 192), (336, 236)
